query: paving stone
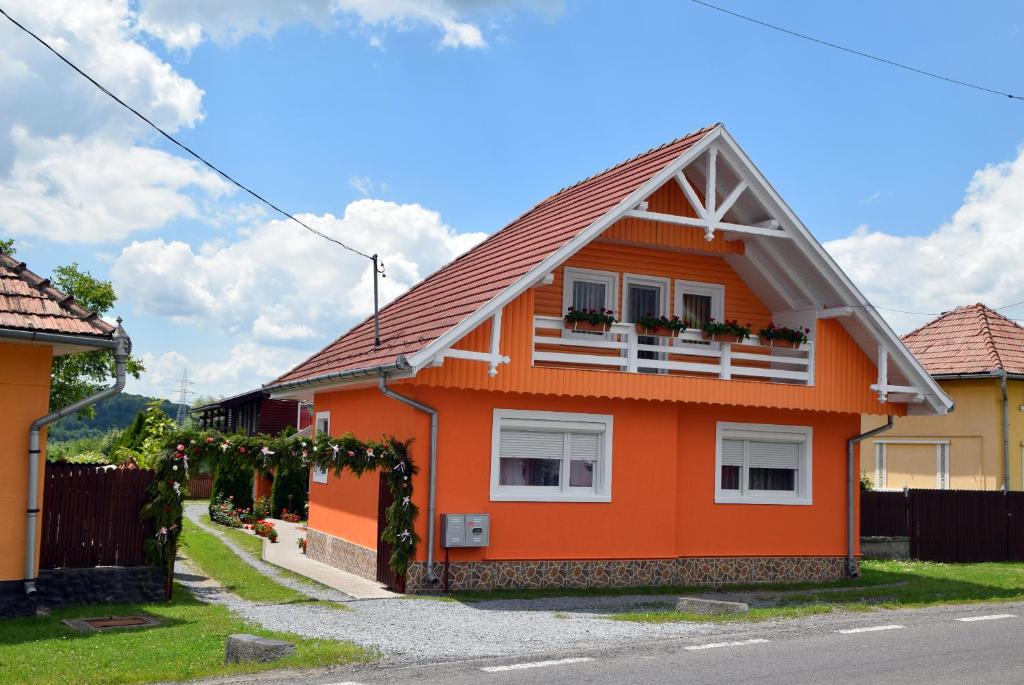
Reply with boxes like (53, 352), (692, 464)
(675, 596), (750, 615)
(224, 633), (295, 663)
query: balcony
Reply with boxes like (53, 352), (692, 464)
(532, 316), (814, 385)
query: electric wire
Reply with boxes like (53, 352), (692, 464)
(0, 5), (379, 266)
(690, 0), (1024, 102)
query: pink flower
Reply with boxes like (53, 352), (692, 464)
(176, 444), (185, 451)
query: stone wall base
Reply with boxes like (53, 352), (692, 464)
(1, 566), (167, 618)
(405, 556), (850, 593)
(861, 536), (910, 560)
(306, 528), (376, 580)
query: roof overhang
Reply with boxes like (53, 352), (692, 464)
(0, 327), (118, 356)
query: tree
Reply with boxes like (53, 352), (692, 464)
(49, 261), (145, 416)
(0, 238), (14, 255)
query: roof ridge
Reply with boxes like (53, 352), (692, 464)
(976, 304), (1005, 371)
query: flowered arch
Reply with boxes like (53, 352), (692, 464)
(145, 430), (419, 583)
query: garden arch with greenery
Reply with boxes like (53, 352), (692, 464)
(146, 429), (419, 587)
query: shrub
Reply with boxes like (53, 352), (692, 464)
(253, 495), (272, 519)
(209, 494), (242, 527)
(271, 460), (309, 519)
(210, 457), (253, 513)
(280, 509), (302, 523)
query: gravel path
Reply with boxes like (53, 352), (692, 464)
(184, 502), (351, 602)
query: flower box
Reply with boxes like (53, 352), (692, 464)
(635, 323), (676, 337)
(702, 331), (746, 344)
(566, 319), (611, 333)
(761, 336), (801, 349)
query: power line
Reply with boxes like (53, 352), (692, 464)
(0, 5), (378, 263)
(689, 0), (1024, 102)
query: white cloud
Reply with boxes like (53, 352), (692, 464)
(825, 146), (1024, 333)
(0, 127), (232, 242)
(131, 342), (307, 400)
(349, 175), (389, 196)
(111, 198), (488, 343)
(136, 0), (560, 51)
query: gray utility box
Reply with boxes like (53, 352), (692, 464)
(441, 513), (490, 548)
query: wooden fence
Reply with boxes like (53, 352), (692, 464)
(186, 473), (213, 500)
(40, 463), (154, 569)
(862, 489), (1024, 562)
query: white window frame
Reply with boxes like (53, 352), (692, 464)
(490, 409), (613, 503)
(674, 280), (725, 327)
(312, 411), (330, 484)
(622, 273), (671, 320)
(562, 267), (619, 337)
(714, 421), (813, 505)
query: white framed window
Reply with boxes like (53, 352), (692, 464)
(675, 280), (724, 328)
(623, 273), (671, 374)
(490, 409), (613, 502)
(873, 439), (950, 491)
(312, 411), (330, 484)
(715, 422), (812, 505)
(562, 267), (618, 328)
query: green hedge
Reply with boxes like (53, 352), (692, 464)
(209, 460), (253, 514)
(271, 462), (308, 519)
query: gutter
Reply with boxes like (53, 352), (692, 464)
(24, 320), (131, 596)
(1001, 370), (1010, 491)
(0, 327), (121, 350)
(847, 415), (893, 577)
(378, 373), (439, 585)
(264, 357), (410, 395)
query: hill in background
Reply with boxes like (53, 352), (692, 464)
(49, 393), (188, 443)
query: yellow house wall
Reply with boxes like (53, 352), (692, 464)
(0, 342), (53, 581)
(860, 378), (1021, 491)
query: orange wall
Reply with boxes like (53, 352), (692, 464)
(0, 342), (54, 581)
(309, 387), (428, 550)
(310, 384), (862, 563)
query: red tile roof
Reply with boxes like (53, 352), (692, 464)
(901, 303), (1024, 376)
(274, 124), (718, 385)
(0, 252), (115, 337)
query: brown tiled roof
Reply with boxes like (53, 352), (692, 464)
(0, 252), (115, 337)
(901, 303), (1024, 376)
(274, 124), (718, 385)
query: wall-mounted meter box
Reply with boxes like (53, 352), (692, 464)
(441, 513), (490, 548)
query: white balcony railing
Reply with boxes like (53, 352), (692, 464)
(532, 316), (814, 385)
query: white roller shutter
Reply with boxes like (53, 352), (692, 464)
(569, 432), (600, 460)
(747, 440), (801, 470)
(500, 430), (564, 460)
(721, 439), (745, 467)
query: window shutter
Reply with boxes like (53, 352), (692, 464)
(500, 430), (564, 459)
(747, 440), (801, 470)
(721, 439), (745, 467)
(569, 432), (600, 460)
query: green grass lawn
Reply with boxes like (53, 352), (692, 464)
(181, 518), (323, 605)
(612, 560), (1024, 624)
(0, 586), (373, 685)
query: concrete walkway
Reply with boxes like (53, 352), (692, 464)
(262, 517), (397, 600)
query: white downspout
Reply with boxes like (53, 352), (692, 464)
(25, 321), (131, 596)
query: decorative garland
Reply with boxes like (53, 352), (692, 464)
(143, 430), (419, 587)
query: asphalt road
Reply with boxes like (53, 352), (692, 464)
(205, 602), (1024, 684)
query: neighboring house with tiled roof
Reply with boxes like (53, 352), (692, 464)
(268, 124), (951, 593)
(862, 303), (1024, 492)
(0, 250), (129, 613)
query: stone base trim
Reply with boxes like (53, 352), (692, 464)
(405, 556), (849, 593)
(306, 528), (376, 580)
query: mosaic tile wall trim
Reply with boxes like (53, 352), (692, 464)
(305, 528), (376, 580)
(404, 556), (850, 593)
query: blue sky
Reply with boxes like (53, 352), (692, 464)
(4, 1), (1024, 400)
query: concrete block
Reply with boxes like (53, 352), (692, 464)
(225, 634), (295, 663)
(675, 597), (749, 615)
(860, 536), (910, 560)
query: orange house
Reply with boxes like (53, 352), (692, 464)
(268, 124), (951, 592)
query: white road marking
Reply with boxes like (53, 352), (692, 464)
(836, 624), (904, 634)
(481, 657), (595, 672)
(685, 638), (770, 651)
(956, 614), (1017, 622)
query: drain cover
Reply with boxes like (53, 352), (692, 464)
(63, 615), (162, 632)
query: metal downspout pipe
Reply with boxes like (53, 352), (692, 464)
(378, 373), (440, 584)
(24, 321), (131, 596)
(1001, 371), (1010, 492)
(847, 415), (893, 577)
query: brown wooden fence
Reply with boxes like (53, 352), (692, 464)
(376, 472), (405, 592)
(186, 473), (212, 500)
(40, 463), (154, 570)
(862, 489), (1024, 562)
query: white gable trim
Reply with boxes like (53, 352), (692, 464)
(399, 125), (950, 416)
